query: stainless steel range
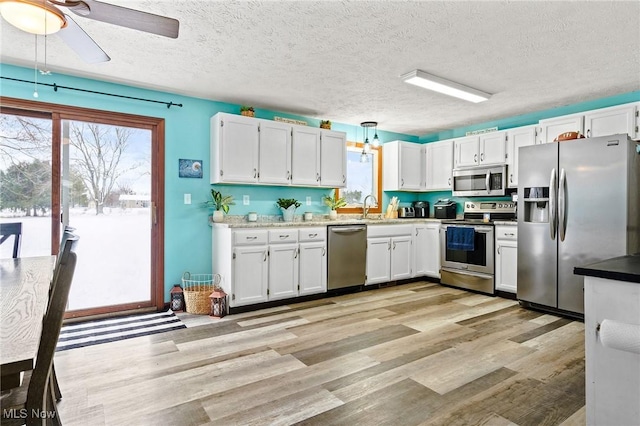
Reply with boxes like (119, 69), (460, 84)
(439, 201), (516, 295)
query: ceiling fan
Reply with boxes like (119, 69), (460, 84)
(0, 0), (179, 63)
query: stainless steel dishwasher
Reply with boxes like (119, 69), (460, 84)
(327, 224), (367, 290)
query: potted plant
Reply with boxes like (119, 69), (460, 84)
(320, 120), (331, 129)
(276, 198), (301, 222)
(240, 105), (255, 117)
(206, 189), (235, 222)
(323, 190), (346, 220)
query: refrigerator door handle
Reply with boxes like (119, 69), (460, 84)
(558, 168), (567, 242)
(549, 168), (557, 240)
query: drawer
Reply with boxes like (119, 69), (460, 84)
(233, 230), (268, 246)
(367, 224), (413, 238)
(268, 229), (298, 244)
(299, 227), (326, 242)
(495, 226), (517, 240)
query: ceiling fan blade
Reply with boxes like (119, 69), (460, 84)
(67, 0), (179, 38)
(57, 14), (110, 63)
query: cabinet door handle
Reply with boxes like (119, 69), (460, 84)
(294, 248), (298, 259)
(448, 177), (451, 186)
(474, 154), (478, 163)
(401, 178), (404, 187)
(586, 129), (591, 138)
(246, 236), (257, 240)
(322, 247), (325, 256)
(416, 229), (419, 236)
(510, 174), (513, 183)
(480, 153), (484, 162)
(309, 233), (317, 238)
(393, 242), (396, 250)
(263, 252), (267, 262)
(497, 246), (501, 254)
(388, 242), (391, 250)
(316, 173), (320, 182)
(342, 175), (346, 184)
(253, 168), (257, 178)
(287, 171), (291, 180)
(279, 234), (289, 239)
(505, 232), (515, 237)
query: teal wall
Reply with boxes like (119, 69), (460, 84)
(0, 63), (415, 301)
(2, 63), (638, 300)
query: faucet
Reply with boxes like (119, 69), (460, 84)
(362, 194), (378, 219)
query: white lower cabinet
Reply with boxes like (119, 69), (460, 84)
(213, 227), (326, 308)
(413, 224), (441, 278)
(299, 241), (326, 295)
(366, 225), (413, 285)
(233, 244), (269, 305)
(494, 225), (518, 293)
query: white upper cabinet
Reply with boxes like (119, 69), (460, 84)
(211, 113), (346, 188)
(258, 120), (292, 185)
(211, 113), (260, 183)
(454, 133), (507, 168)
(320, 129), (347, 187)
(505, 125), (537, 188)
(479, 131), (507, 165)
(454, 136), (480, 168)
(584, 103), (638, 140)
(538, 114), (584, 144)
(291, 126), (321, 186)
(424, 139), (453, 191)
(383, 141), (423, 191)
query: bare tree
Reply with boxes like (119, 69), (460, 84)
(69, 122), (138, 215)
(0, 113), (51, 167)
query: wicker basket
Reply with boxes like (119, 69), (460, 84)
(181, 272), (220, 314)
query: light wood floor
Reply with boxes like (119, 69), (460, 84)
(54, 281), (586, 426)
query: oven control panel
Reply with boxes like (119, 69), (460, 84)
(464, 201), (516, 214)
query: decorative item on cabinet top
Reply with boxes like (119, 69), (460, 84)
(240, 105), (255, 117)
(554, 131), (585, 142)
(320, 120), (332, 129)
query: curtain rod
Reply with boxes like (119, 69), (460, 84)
(1, 76), (183, 109)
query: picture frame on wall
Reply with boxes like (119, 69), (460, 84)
(179, 159), (203, 178)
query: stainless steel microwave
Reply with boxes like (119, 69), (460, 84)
(452, 165), (507, 197)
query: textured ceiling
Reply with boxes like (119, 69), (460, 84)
(1, 1), (639, 136)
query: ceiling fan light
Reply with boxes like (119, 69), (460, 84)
(401, 69), (491, 103)
(0, 0), (66, 35)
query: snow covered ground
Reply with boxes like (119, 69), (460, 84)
(1, 208), (150, 310)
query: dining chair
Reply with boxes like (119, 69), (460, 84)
(1, 235), (79, 426)
(50, 227), (78, 402)
(0, 222), (22, 258)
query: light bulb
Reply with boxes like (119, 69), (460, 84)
(360, 152), (368, 163)
(372, 133), (380, 147)
(33, 90), (38, 98)
(363, 142), (371, 154)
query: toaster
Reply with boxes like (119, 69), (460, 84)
(434, 200), (456, 219)
(398, 207), (415, 218)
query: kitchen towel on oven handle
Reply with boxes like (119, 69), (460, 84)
(446, 226), (475, 251)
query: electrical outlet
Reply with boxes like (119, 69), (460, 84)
(243, 195), (250, 205)
(184, 193), (191, 205)
(306, 196), (311, 206)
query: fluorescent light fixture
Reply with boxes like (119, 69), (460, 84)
(401, 69), (491, 103)
(0, 0), (67, 35)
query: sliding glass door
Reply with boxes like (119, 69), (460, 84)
(1, 98), (165, 318)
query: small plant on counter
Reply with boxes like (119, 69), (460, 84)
(206, 189), (235, 213)
(276, 198), (301, 210)
(323, 190), (347, 210)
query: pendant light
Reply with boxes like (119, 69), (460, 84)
(360, 121), (378, 163)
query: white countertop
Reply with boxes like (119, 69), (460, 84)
(493, 220), (517, 226)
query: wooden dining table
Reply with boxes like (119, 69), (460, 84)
(0, 255), (55, 391)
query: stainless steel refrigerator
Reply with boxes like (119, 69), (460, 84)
(517, 134), (639, 316)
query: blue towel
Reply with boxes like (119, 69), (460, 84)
(446, 226), (475, 251)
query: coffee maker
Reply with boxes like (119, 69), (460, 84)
(412, 201), (429, 218)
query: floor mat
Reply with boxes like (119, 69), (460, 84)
(56, 310), (186, 351)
